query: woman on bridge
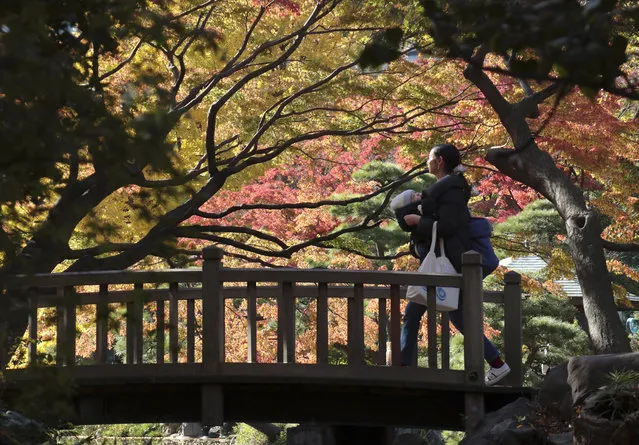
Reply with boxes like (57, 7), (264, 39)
(393, 143), (510, 386)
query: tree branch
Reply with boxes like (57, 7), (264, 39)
(99, 39), (143, 81)
(193, 162), (429, 219)
(602, 240), (639, 252)
(174, 225), (289, 249)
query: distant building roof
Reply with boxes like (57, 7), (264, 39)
(499, 256), (547, 273)
(501, 255), (639, 302)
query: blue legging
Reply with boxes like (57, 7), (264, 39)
(400, 242), (500, 366)
(400, 297), (501, 366)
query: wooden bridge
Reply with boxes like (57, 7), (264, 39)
(2, 248), (531, 435)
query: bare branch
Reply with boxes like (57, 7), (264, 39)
(168, 0), (217, 22)
(463, 45), (513, 125)
(99, 39), (143, 81)
(478, 63), (639, 101)
(67, 243), (136, 258)
(223, 251), (286, 268)
(308, 25), (386, 35)
(314, 243), (411, 260)
(240, 61), (359, 161)
(227, 105), (430, 174)
(174, 225), (289, 249)
(193, 163), (429, 219)
(134, 167), (207, 188)
(67, 175), (227, 271)
(602, 240), (639, 252)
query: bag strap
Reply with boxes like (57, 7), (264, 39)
(439, 237), (446, 258)
(430, 220), (446, 257)
(428, 221), (438, 254)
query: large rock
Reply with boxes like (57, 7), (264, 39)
(547, 432), (572, 445)
(537, 363), (572, 423)
(567, 352), (639, 405)
(180, 422), (203, 437)
(0, 410), (52, 444)
(459, 397), (553, 445)
(568, 353), (639, 445)
(392, 428), (444, 445)
(287, 425), (335, 445)
(572, 412), (639, 445)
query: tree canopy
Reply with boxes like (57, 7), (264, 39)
(1, 0), (638, 358)
(360, 0), (639, 353)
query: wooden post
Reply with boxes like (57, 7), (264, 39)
(56, 286), (65, 365)
(278, 281), (295, 363)
(503, 271), (522, 386)
(317, 282), (329, 365)
(441, 312), (450, 370)
(28, 290), (38, 367)
(377, 296), (387, 366)
(202, 246), (225, 366)
(187, 297), (195, 363)
(426, 286), (437, 368)
(201, 246), (225, 427)
(169, 282), (179, 363)
(156, 297), (165, 364)
(348, 283), (365, 366)
(462, 250), (484, 433)
(57, 286), (76, 366)
(390, 284), (401, 366)
(96, 284), (109, 364)
(247, 281), (257, 363)
(127, 282), (144, 364)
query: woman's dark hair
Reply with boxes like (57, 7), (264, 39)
(431, 143), (461, 173)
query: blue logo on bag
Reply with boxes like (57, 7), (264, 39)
(437, 287), (447, 301)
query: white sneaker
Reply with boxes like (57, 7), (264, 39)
(485, 363), (511, 386)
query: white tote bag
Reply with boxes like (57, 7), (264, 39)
(405, 222), (460, 311)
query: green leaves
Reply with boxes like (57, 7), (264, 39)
(412, 0), (638, 98)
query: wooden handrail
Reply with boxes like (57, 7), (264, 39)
(3, 247), (524, 433)
(4, 249), (521, 387)
(18, 285), (507, 307)
(5, 268), (462, 288)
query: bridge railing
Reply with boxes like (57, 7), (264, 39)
(4, 248), (521, 382)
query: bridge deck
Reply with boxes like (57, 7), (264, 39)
(4, 364), (535, 429)
(3, 249), (527, 431)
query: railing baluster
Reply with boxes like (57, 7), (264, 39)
(56, 286), (75, 366)
(427, 286), (437, 368)
(316, 282), (328, 365)
(201, 247), (225, 427)
(462, 251), (484, 383)
(441, 312), (450, 370)
(390, 284), (401, 366)
(202, 246), (224, 366)
(96, 284), (109, 364)
(156, 296), (165, 364)
(377, 296), (387, 366)
(127, 282), (144, 364)
(169, 282), (179, 363)
(56, 286), (65, 365)
(462, 251), (485, 432)
(187, 296), (195, 363)
(278, 281), (295, 363)
(503, 271), (522, 386)
(348, 283), (365, 366)
(28, 289), (38, 367)
(247, 281), (257, 363)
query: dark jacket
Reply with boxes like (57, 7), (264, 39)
(395, 174), (472, 272)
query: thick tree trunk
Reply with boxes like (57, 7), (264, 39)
(463, 59), (630, 353)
